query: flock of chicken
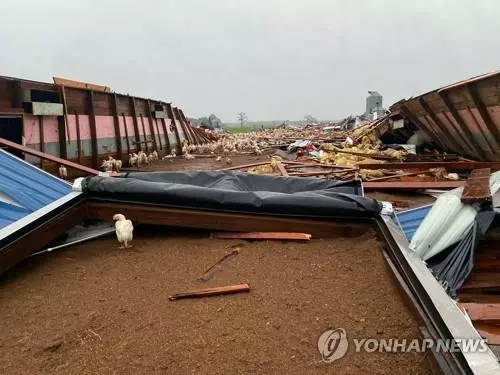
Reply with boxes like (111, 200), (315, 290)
(128, 150), (159, 168)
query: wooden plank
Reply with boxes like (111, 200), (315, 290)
(219, 161), (269, 171)
(212, 232), (311, 241)
(169, 284), (250, 301)
(0, 137), (102, 175)
(139, 114), (148, 151)
(86, 201), (370, 238)
(364, 170), (427, 182)
(473, 322), (500, 345)
(88, 90), (98, 169)
(53, 76), (111, 92)
(356, 161), (500, 170)
(112, 94), (123, 160)
(199, 249), (240, 281)
(276, 161), (289, 176)
(459, 303), (500, 323)
(363, 181), (464, 189)
(461, 168), (491, 203)
(74, 111), (82, 163)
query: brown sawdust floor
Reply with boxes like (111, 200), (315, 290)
(0, 226), (432, 375)
(0, 156), (435, 374)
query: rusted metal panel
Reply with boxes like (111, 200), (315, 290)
(461, 168), (491, 203)
(396, 70), (500, 161)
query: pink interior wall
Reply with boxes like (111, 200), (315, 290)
(118, 116), (126, 137)
(124, 116), (136, 139)
(78, 115), (91, 140)
(66, 115), (78, 143)
(95, 116), (116, 138)
(139, 117), (150, 136)
(41, 117), (59, 143)
(155, 119), (165, 134)
(23, 115), (40, 145)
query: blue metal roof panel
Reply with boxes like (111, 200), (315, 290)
(394, 204), (433, 242)
(0, 150), (72, 230)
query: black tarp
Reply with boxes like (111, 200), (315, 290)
(82, 171), (382, 219)
(429, 207), (496, 298)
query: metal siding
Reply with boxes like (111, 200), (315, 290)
(0, 150), (71, 229)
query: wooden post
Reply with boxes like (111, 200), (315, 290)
(88, 90), (98, 169)
(166, 103), (182, 154)
(121, 113), (131, 154)
(139, 114), (148, 151)
(161, 117), (171, 154)
(130, 97), (141, 150)
(60, 85), (71, 143)
(39, 115), (44, 169)
(146, 100), (159, 151)
(174, 107), (192, 145)
(57, 115), (67, 160)
(112, 94), (123, 160)
(74, 111), (82, 164)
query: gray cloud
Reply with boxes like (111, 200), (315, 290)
(1, 0), (499, 122)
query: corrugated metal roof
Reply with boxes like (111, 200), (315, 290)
(394, 204), (432, 241)
(0, 150), (71, 229)
(393, 69), (500, 161)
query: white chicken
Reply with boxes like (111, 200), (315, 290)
(152, 150), (159, 161)
(226, 157), (232, 165)
(129, 153), (138, 167)
(113, 214), (134, 248)
(58, 165), (68, 179)
(216, 156), (222, 162)
(114, 160), (122, 172)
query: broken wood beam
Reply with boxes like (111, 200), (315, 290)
(459, 303), (500, 324)
(362, 180), (464, 190)
(212, 232), (312, 241)
(461, 168), (491, 203)
(363, 170), (428, 182)
(0, 137), (101, 176)
(357, 161), (500, 171)
(276, 161), (289, 177)
(168, 283), (250, 301)
(199, 249), (240, 281)
(219, 161), (269, 171)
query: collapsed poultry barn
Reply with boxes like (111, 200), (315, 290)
(3, 69), (500, 374)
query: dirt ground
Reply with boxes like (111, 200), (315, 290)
(0, 226), (432, 375)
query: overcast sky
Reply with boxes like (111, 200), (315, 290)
(2, 1), (500, 122)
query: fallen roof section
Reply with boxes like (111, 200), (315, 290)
(393, 68), (500, 162)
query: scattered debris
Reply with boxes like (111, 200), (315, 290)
(168, 283), (250, 301)
(199, 249), (240, 281)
